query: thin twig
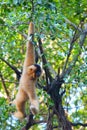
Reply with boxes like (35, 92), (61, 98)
(62, 24), (87, 77)
(0, 71), (11, 101)
(61, 28), (79, 78)
(64, 17), (82, 32)
(71, 122), (87, 127)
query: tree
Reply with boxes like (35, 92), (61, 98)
(0, 0), (87, 130)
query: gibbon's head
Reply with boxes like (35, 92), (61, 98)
(34, 64), (42, 77)
(27, 64), (42, 80)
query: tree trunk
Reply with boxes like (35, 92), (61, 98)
(48, 76), (72, 130)
(55, 104), (72, 130)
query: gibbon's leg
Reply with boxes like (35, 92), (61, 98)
(23, 22), (35, 67)
(27, 87), (39, 115)
(14, 88), (28, 119)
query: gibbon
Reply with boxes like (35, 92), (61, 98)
(13, 22), (42, 119)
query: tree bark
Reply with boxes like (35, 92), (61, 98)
(48, 75), (72, 130)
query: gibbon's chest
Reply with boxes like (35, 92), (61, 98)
(19, 73), (36, 88)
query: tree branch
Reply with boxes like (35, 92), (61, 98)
(71, 122), (87, 127)
(38, 37), (53, 87)
(61, 29), (78, 78)
(0, 57), (21, 81)
(48, 74), (72, 130)
(61, 23), (87, 78)
(47, 109), (54, 130)
(64, 17), (82, 32)
(22, 113), (33, 130)
(0, 71), (11, 101)
(30, 0), (34, 21)
(66, 28), (86, 76)
(22, 113), (47, 130)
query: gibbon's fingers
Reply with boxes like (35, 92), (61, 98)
(14, 111), (26, 119)
(28, 22), (34, 35)
(30, 105), (39, 115)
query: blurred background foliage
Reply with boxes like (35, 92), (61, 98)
(0, 0), (87, 130)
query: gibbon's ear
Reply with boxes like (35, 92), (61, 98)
(29, 68), (33, 72)
(27, 65), (36, 74)
(27, 66), (36, 79)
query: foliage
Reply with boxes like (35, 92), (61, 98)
(0, 0), (87, 130)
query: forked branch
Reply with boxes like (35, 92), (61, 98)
(61, 23), (87, 78)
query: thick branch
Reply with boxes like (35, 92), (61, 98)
(22, 113), (47, 130)
(38, 37), (53, 86)
(22, 113), (33, 130)
(0, 57), (21, 81)
(47, 109), (54, 130)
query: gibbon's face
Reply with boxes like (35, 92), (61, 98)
(34, 64), (42, 77)
(27, 64), (41, 79)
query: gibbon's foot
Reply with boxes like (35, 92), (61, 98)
(30, 105), (39, 115)
(14, 111), (26, 119)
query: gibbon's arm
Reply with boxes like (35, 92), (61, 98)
(24, 22), (35, 67)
